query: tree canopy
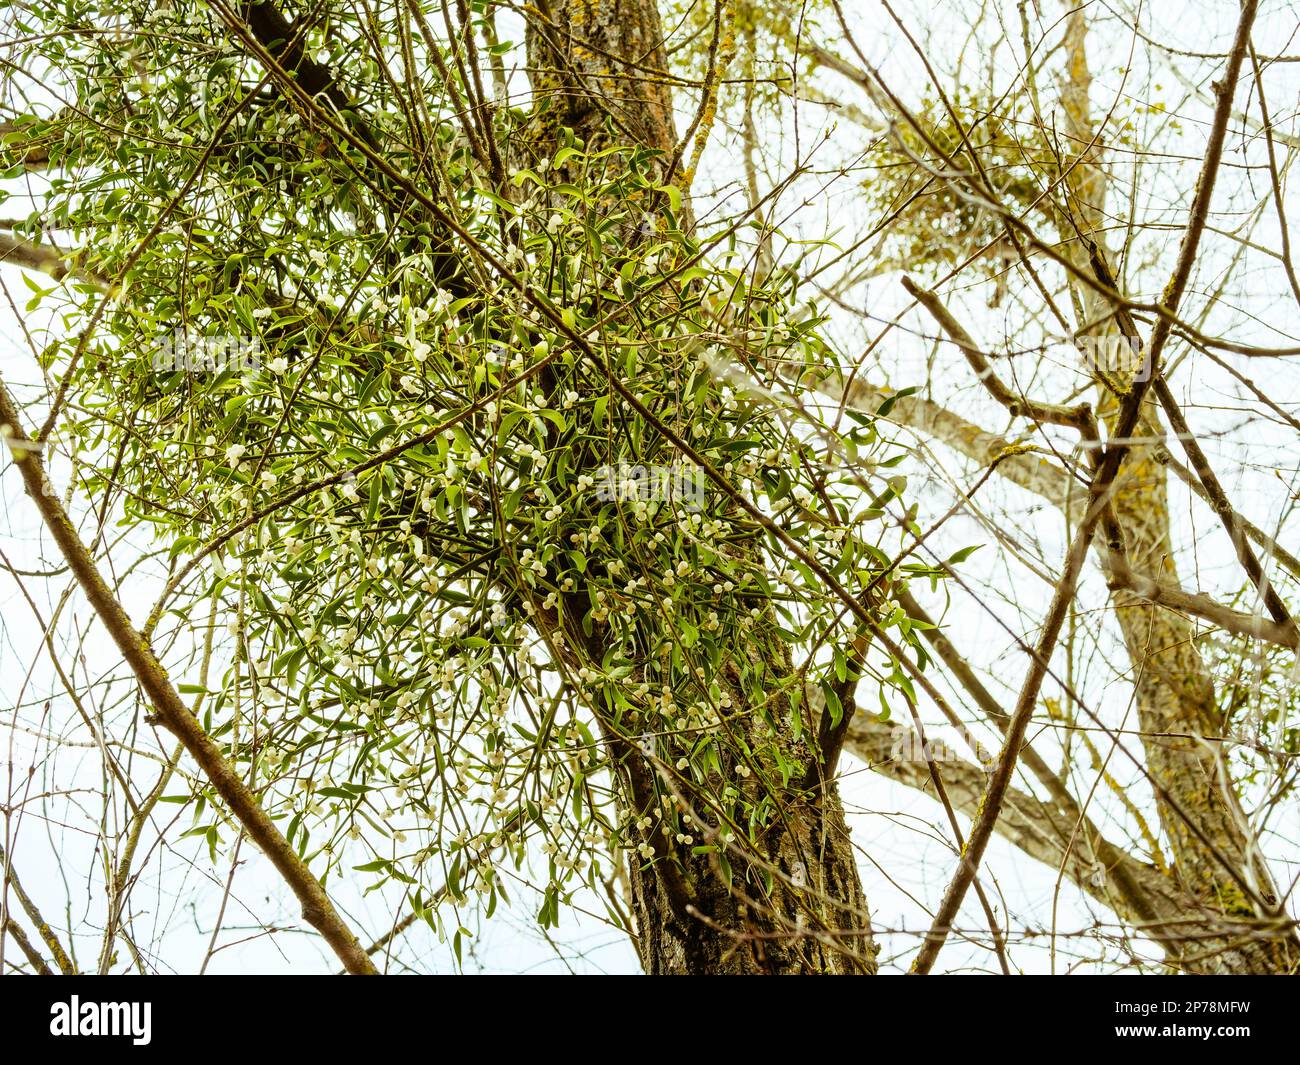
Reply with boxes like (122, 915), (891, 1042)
(2, 0), (1299, 975)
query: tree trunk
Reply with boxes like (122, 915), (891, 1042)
(525, 0), (876, 974)
(1102, 422), (1297, 972)
(1060, 8), (1298, 973)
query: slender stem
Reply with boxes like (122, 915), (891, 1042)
(908, 0), (1260, 974)
(0, 376), (378, 975)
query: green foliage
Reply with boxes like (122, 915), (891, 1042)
(857, 88), (1056, 277)
(5, 0), (931, 946)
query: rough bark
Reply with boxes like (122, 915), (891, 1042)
(524, 0), (679, 164)
(526, 0), (876, 974)
(1058, 8), (1297, 973)
(807, 7), (1299, 973)
(846, 714), (1191, 954)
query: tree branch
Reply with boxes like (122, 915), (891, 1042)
(1106, 557), (1298, 649)
(0, 840), (75, 974)
(902, 275), (1093, 430)
(909, 0), (1262, 974)
(1153, 375), (1296, 634)
(0, 377), (378, 976)
(4, 917), (53, 974)
(0, 232), (108, 290)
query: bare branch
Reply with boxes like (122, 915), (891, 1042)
(0, 376), (379, 976)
